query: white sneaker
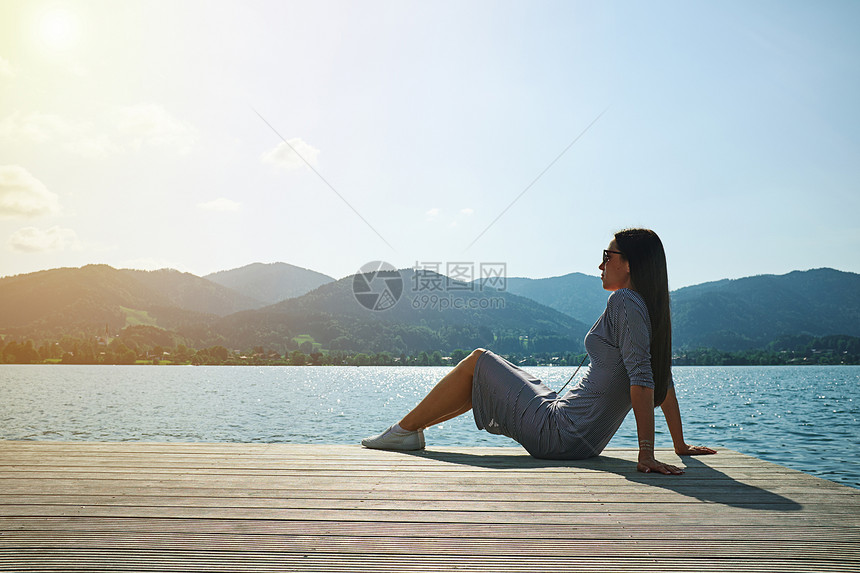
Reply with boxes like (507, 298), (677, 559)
(361, 425), (425, 451)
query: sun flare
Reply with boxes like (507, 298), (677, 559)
(38, 8), (79, 52)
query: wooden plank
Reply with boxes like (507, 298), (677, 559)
(0, 442), (756, 458)
(4, 495), (854, 514)
(0, 454), (790, 468)
(0, 477), (845, 494)
(0, 443), (798, 467)
(0, 460), (790, 472)
(1, 531), (857, 558)
(0, 458), (767, 474)
(0, 552), (857, 573)
(3, 517), (859, 540)
(0, 480), (857, 505)
(0, 443), (735, 454)
(2, 505), (856, 526)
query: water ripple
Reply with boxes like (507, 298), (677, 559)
(0, 364), (858, 488)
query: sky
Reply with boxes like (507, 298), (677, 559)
(1, 0), (858, 289)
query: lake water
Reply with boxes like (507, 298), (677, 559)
(1, 364), (858, 488)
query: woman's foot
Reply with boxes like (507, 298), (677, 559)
(361, 424), (425, 451)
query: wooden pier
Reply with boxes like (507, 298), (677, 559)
(0, 441), (858, 572)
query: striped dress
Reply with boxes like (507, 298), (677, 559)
(471, 288), (671, 459)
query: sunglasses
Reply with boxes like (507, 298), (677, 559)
(602, 249), (624, 264)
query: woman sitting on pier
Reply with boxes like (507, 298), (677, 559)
(362, 228), (716, 474)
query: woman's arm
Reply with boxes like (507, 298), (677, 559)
(660, 385), (687, 453)
(660, 385), (718, 456)
(630, 385), (684, 474)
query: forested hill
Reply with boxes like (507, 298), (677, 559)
(209, 268), (589, 354)
(0, 264), (334, 341)
(1, 264), (857, 356)
(494, 268), (860, 351)
(204, 262), (334, 305)
(0, 265), (589, 355)
(670, 268), (860, 350)
(503, 272), (606, 325)
(0, 265), (237, 338)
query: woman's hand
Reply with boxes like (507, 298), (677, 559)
(637, 455), (684, 475)
(675, 444), (717, 456)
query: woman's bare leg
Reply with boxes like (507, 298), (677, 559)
(422, 403), (472, 429)
(398, 348), (484, 431)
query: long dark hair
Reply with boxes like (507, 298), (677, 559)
(614, 228), (672, 406)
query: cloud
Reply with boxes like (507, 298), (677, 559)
(0, 56), (14, 78)
(423, 206), (474, 227)
(198, 198), (241, 212)
(66, 133), (120, 160)
(7, 226), (78, 253)
(0, 165), (61, 218)
(0, 104), (196, 158)
(0, 111), (118, 158)
(112, 103), (197, 154)
(425, 207), (473, 226)
(0, 111), (81, 144)
(262, 138), (320, 171)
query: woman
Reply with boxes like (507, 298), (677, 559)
(362, 228), (716, 474)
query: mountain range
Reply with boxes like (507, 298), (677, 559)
(505, 268), (860, 350)
(0, 263), (857, 354)
(204, 262), (334, 306)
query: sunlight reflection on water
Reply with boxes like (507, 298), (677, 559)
(0, 364), (857, 488)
